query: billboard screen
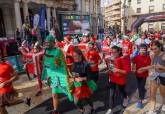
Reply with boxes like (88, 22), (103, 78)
(62, 15), (90, 35)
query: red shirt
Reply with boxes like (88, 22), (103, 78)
(85, 50), (101, 71)
(103, 40), (108, 47)
(78, 43), (88, 53)
(154, 33), (160, 40)
(122, 39), (132, 55)
(0, 62), (14, 94)
(57, 41), (64, 48)
(110, 55), (131, 85)
(132, 54), (151, 78)
(91, 37), (97, 44)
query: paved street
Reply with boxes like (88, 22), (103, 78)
(24, 71), (109, 114)
(6, 64), (162, 114)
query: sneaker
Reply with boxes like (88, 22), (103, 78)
(128, 98), (132, 105)
(24, 97), (31, 106)
(136, 101), (144, 109)
(105, 109), (112, 114)
(35, 91), (42, 97)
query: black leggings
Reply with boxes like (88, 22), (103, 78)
(109, 82), (126, 114)
(137, 77), (146, 100)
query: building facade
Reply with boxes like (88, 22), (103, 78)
(103, 0), (121, 28)
(0, 0), (76, 37)
(0, 0), (102, 38)
(122, 0), (165, 32)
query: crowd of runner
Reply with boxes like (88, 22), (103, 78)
(0, 29), (165, 114)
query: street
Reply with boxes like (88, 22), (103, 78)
(6, 65), (162, 114)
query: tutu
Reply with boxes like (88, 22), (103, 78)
(73, 80), (97, 99)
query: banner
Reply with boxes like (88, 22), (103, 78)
(39, 6), (46, 32)
(33, 14), (40, 29)
(62, 15), (90, 35)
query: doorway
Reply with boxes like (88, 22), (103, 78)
(0, 8), (6, 37)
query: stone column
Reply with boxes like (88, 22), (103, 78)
(14, 1), (22, 30)
(2, 6), (13, 37)
(52, 7), (56, 20)
(75, 0), (81, 12)
(90, 0), (94, 14)
(23, 1), (29, 22)
(46, 7), (51, 31)
(81, 0), (86, 13)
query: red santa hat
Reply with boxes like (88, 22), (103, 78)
(64, 35), (72, 42)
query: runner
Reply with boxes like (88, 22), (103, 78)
(69, 48), (97, 114)
(0, 51), (31, 114)
(85, 41), (101, 82)
(20, 42), (44, 96)
(63, 35), (75, 71)
(147, 41), (165, 114)
(122, 35), (132, 56)
(42, 35), (73, 114)
(106, 46), (130, 114)
(132, 44), (151, 109)
(102, 36), (111, 69)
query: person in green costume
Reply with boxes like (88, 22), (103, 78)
(42, 35), (73, 114)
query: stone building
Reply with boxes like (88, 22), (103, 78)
(0, 0), (102, 38)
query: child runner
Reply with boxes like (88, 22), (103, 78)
(85, 41), (101, 82)
(132, 44), (151, 109)
(69, 48), (97, 114)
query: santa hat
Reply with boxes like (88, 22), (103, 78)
(64, 35), (72, 42)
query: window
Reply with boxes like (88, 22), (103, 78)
(149, 6), (154, 13)
(137, 0), (141, 4)
(137, 8), (141, 13)
(163, 4), (165, 10)
(161, 23), (165, 29)
(150, 0), (154, 1)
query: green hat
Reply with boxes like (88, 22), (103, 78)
(46, 35), (55, 42)
(88, 41), (94, 45)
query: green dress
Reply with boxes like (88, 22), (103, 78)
(42, 47), (73, 101)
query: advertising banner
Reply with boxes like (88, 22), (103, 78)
(62, 15), (90, 35)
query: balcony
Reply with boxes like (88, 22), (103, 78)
(111, 16), (121, 21)
(112, 0), (121, 6)
(112, 5), (121, 11)
(112, 11), (120, 16)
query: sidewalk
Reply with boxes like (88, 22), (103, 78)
(7, 74), (51, 114)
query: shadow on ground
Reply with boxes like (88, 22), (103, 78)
(24, 72), (110, 114)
